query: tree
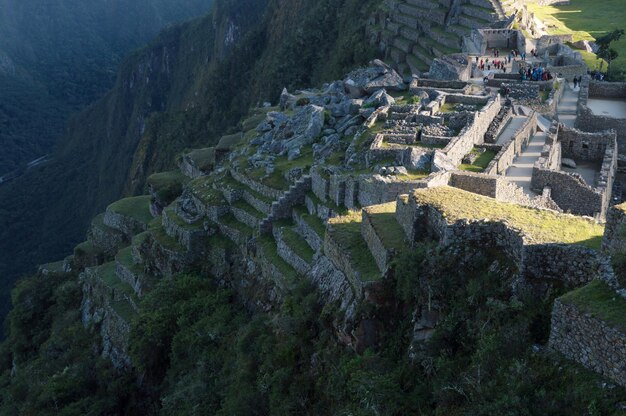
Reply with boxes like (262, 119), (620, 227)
(595, 29), (624, 78)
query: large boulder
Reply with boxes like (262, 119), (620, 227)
(432, 151), (456, 172)
(344, 59), (405, 97)
(364, 89), (396, 108)
(279, 87), (298, 111)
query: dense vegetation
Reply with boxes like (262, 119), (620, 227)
(0, 0), (215, 175)
(1, 245), (623, 414)
(0, 0), (380, 325)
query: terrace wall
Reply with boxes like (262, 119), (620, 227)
(576, 77), (626, 149)
(441, 95), (502, 165)
(550, 299), (626, 387)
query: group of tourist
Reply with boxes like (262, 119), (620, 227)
(518, 65), (553, 81)
(477, 57), (508, 72)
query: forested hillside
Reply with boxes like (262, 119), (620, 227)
(0, 0), (215, 176)
(0, 0), (379, 325)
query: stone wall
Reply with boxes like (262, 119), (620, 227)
(396, 191), (616, 292)
(273, 227), (311, 276)
(442, 95), (502, 165)
(560, 126), (614, 161)
(532, 126), (617, 219)
(576, 77), (626, 150)
(357, 172), (451, 208)
(602, 203), (626, 255)
(485, 112), (538, 175)
(532, 168), (603, 217)
(311, 166), (330, 202)
(465, 28), (526, 56)
(361, 208), (395, 273)
(550, 298), (626, 387)
(524, 244), (614, 287)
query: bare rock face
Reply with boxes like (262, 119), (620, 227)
(429, 54), (472, 82)
(432, 151), (457, 172)
(344, 59), (405, 97)
(561, 158), (577, 169)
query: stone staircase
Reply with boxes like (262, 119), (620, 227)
(260, 175), (312, 234)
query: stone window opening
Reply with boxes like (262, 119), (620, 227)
(582, 141), (590, 149)
(569, 141), (574, 149)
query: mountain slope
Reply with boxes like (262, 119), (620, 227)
(0, 0), (380, 324)
(0, 0), (215, 175)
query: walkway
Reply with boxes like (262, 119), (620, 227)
(495, 115), (527, 145)
(504, 130), (548, 195)
(557, 83), (579, 128)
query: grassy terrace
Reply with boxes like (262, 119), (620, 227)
(412, 187), (604, 248)
(220, 214), (254, 236)
(294, 206), (327, 237)
(363, 202), (406, 252)
(74, 240), (103, 257)
(107, 195), (153, 225)
(396, 170), (431, 181)
(232, 200), (264, 219)
(560, 280), (626, 332)
(147, 170), (189, 202)
(164, 205), (204, 229)
(148, 218), (185, 252)
(526, 0), (626, 75)
(258, 235), (297, 280)
(247, 147), (315, 191)
(221, 174), (274, 204)
(327, 210), (381, 282)
(188, 177), (226, 206)
(40, 260), (65, 274)
(186, 147), (215, 170)
(281, 227), (315, 262)
(97, 262), (137, 301)
(459, 149), (497, 173)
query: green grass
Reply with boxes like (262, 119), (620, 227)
(217, 133), (243, 151)
(363, 202), (406, 251)
(395, 170), (431, 181)
(258, 235), (298, 280)
(281, 227), (315, 262)
(459, 149), (497, 173)
(438, 102), (460, 113)
(187, 177), (227, 206)
(97, 262), (136, 300)
(527, 1), (626, 76)
(294, 205), (327, 237)
(248, 147), (315, 191)
(148, 218), (185, 252)
(147, 170), (189, 202)
(232, 200), (264, 219)
(327, 210), (381, 282)
(412, 187), (604, 248)
(74, 240), (103, 257)
(560, 280), (626, 332)
(220, 214), (254, 236)
(107, 196), (153, 225)
(163, 205), (204, 229)
(221, 174), (273, 204)
(186, 147), (216, 171)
